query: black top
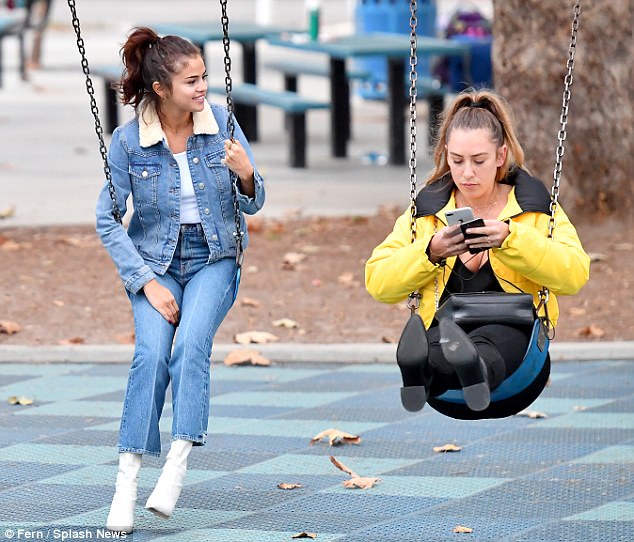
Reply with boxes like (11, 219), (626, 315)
(439, 256), (503, 305)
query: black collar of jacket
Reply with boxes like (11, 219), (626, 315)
(414, 167), (552, 218)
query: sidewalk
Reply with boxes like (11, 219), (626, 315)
(0, 359), (633, 541)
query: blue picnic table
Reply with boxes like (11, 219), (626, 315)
(267, 32), (471, 165)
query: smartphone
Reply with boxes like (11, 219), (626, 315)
(445, 207), (475, 226)
(460, 218), (487, 254)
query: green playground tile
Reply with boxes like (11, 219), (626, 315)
(14, 400), (123, 418)
(206, 417), (386, 439)
(211, 391), (355, 408)
(531, 413), (634, 429)
(37, 464), (228, 488)
(571, 445), (634, 464)
(210, 365), (327, 383)
(564, 501), (634, 521)
(0, 444), (114, 465)
(237, 454), (416, 476)
(321, 474), (510, 499)
(0, 376), (125, 402)
(524, 397), (615, 415)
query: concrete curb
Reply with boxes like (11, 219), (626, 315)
(0, 342), (632, 364)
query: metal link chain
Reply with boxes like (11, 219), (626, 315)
(220, 0), (245, 267)
(548, 0), (581, 240)
(407, 0), (418, 245)
(540, 0), (581, 315)
(406, 0), (421, 315)
(66, 0), (121, 223)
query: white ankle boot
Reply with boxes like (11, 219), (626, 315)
(106, 452), (142, 533)
(145, 439), (193, 519)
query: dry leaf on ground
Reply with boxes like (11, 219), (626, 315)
(234, 330), (279, 344)
(277, 482), (303, 490)
(329, 456), (359, 478)
(0, 321), (21, 335)
(291, 533), (317, 540)
(516, 410), (548, 419)
(273, 318), (300, 329)
(311, 429), (361, 447)
(0, 205), (16, 219)
(342, 476), (381, 489)
(453, 525), (474, 534)
(433, 443), (462, 453)
(240, 297), (261, 308)
(57, 337), (85, 345)
(568, 307), (586, 316)
(8, 396), (34, 406)
(282, 252), (306, 270)
(224, 349), (271, 367)
(576, 324), (605, 338)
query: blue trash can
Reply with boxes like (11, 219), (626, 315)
(447, 34), (493, 91)
(354, 0), (437, 100)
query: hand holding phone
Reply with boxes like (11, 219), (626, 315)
(461, 218), (487, 254)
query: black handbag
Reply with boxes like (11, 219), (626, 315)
(435, 292), (536, 327)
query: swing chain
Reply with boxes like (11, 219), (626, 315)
(220, 0), (245, 267)
(549, 0), (581, 239)
(407, 0), (418, 245)
(66, 0), (121, 224)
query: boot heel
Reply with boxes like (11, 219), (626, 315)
(400, 386), (427, 412)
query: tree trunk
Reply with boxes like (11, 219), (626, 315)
(491, 0), (632, 216)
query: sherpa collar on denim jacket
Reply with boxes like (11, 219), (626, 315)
(138, 99), (220, 148)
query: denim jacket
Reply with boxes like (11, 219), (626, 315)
(96, 100), (265, 294)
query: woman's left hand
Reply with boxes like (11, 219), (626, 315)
(463, 219), (510, 251)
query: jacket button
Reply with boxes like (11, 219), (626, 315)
(204, 208), (210, 215)
(192, 157), (199, 164)
(198, 183), (205, 190)
(211, 234), (218, 241)
(142, 170), (148, 178)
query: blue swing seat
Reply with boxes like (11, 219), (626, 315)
(428, 319), (551, 420)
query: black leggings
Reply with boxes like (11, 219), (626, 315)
(426, 323), (531, 397)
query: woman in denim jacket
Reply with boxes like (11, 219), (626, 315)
(98, 27), (265, 533)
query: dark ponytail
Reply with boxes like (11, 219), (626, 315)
(117, 26), (201, 112)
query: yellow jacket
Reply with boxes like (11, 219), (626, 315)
(365, 169), (590, 327)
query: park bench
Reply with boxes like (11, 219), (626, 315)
(207, 83), (329, 168)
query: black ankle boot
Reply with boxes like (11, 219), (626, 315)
(438, 318), (490, 412)
(397, 314), (429, 412)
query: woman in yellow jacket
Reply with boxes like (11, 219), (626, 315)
(365, 89), (589, 417)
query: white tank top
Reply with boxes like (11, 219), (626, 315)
(174, 152), (201, 224)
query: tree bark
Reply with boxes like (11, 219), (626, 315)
(491, 0), (632, 216)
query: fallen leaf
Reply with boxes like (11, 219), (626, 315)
(234, 331), (279, 344)
(224, 349), (271, 366)
(292, 533), (317, 539)
(8, 396), (34, 406)
(576, 324), (605, 338)
(342, 476), (381, 489)
(277, 482), (303, 490)
(453, 525), (474, 534)
(433, 443), (462, 453)
(381, 335), (396, 344)
(283, 252), (306, 265)
(614, 242), (633, 252)
(53, 299), (65, 307)
(587, 252), (605, 262)
(0, 239), (21, 251)
(0, 321), (21, 335)
(240, 297), (261, 308)
(245, 215), (264, 233)
(337, 272), (355, 284)
(516, 410), (548, 419)
(301, 245), (321, 254)
(329, 456), (359, 478)
(573, 405), (588, 411)
(311, 429), (361, 447)
(568, 307), (586, 316)
(273, 318), (299, 329)
(245, 265), (259, 274)
(311, 279), (322, 287)
(0, 204), (15, 219)
(57, 337), (85, 345)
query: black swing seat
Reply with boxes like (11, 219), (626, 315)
(427, 319), (551, 420)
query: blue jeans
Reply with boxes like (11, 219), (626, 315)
(118, 224), (238, 456)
